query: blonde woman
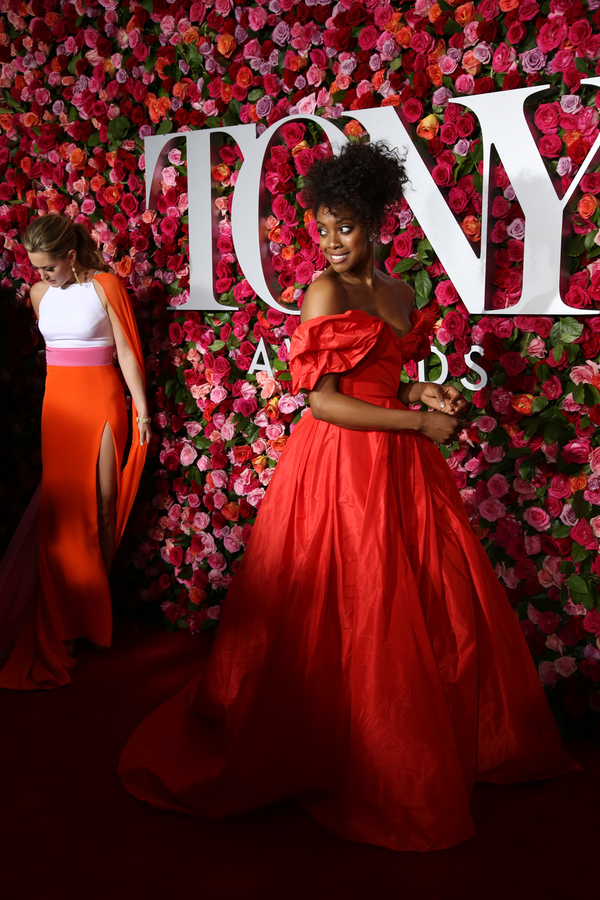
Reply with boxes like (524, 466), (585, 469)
(0, 214), (149, 689)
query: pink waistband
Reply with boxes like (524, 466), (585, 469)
(46, 346), (114, 367)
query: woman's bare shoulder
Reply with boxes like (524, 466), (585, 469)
(29, 281), (49, 314)
(301, 274), (348, 323)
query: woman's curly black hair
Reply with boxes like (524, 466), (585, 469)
(304, 141), (408, 236)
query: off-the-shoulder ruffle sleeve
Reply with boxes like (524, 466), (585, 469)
(289, 310), (385, 394)
(402, 309), (436, 364)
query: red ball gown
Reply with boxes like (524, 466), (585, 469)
(119, 308), (576, 852)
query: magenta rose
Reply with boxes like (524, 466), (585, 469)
(538, 134), (563, 158)
(479, 498), (506, 521)
(542, 375), (562, 400)
(571, 519), (594, 547)
(548, 473), (572, 499)
(537, 18), (569, 53)
(584, 610), (600, 634)
(534, 104), (560, 134)
(563, 439), (592, 464)
(402, 98), (423, 123)
(523, 507), (552, 532)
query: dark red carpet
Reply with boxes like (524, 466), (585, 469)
(1, 614), (598, 900)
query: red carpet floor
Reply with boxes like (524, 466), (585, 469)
(1, 614), (598, 900)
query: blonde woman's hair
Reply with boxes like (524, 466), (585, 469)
(23, 214), (111, 272)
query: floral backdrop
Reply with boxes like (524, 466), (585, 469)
(2, 0), (600, 729)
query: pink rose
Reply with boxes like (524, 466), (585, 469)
(523, 507), (552, 532)
(487, 473), (509, 498)
(548, 473), (572, 499)
(180, 445), (198, 467)
(476, 416), (497, 433)
(542, 375), (563, 400)
(539, 661), (560, 686)
(554, 657), (578, 678)
(479, 498), (507, 521)
(589, 447), (600, 475)
(590, 515), (600, 538)
(492, 43), (516, 73)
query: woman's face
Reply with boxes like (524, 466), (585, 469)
(28, 250), (76, 288)
(316, 206), (371, 274)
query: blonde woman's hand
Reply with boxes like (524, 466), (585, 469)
(137, 421), (152, 447)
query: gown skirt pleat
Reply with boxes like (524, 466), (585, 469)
(118, 309), (577, 852)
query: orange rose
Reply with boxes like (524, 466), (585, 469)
(270, 436), (288, 453)
(189, 587), (207, 605)
(252, 455), (267, 473)
(281, 286), (297, 303)
(426, 64), (443, 87)
(578, 194), (598, 219)
(455, 2), (476, 26)
(510, 394), (534, 415)
(90, 175), (106, 192)
(22, 112), (40, 128)
(236, 66), (253, 88)
(217, 33), (236, 58)
(249, 104), (260, 123)
(267, 224), (282, 243)
(0, 114), (12, 131)
(461, 215), (481, 242)
(104, 184), (123, 205)
(344, 119), (365, 138)
(288, 54), (307, 72)
(571, 474), (588, 492)
(264, 397), (279, 419)
(372, 69), (385, 91)
(115, 256), (133, 278)
(429, 39), (446, 61)
(428, 3), (443, 23)
(563, 130), (583, 147)
(384, 12), (403, 33)
(69, 147), (87, 170)
(416, 114), (439, 141)
(182, 27), (200, 44)
(106, 151), (117, 167)
(291, 139), (310, 157)
(303, 209), (315, 226)
(221, 502), (240, 521)
(281, 246), (296, 261)
(220, 82), (233, 103)
(395, 26), (413, 46)
(21, 156), (32, 174)
(461, 51), (481, 76)
(381, 94), (401, 107)
(499, 0), (520, 10)
(212, 164), (230, 183)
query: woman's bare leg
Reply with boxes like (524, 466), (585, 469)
(96, 422), (118, 575)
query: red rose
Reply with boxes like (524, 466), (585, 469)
(571, 519), (594, 547)
(499, 350), (527, 376)
(567, 137), (590, 165)
(579, 660), (600, 683)
(538, 134), (563, 158)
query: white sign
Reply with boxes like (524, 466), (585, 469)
(145, 78), (600, 317)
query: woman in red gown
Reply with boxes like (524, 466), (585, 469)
(119, 143), (576, 851)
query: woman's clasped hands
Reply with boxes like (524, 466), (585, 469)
(416, 382), (470, 444)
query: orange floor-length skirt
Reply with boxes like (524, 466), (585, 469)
(0, 360), (128, 689)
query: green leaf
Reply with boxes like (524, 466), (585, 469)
(572, 490), (591, 520)
(178, 565), (193, 581)
(552, 342), (564, 363)
(572, 382), (585, 405)
(572, 543), (590, 562)
(248, 88), (264, 103)
(208, 340), (225, 352)
(568, 574), (588, 595)
(277, 372), (292, 381)
(584, 229), (599, 252)
(393, 258), (417, 274)
(157, 119), (173, 134)
(531, 395), (549, 413)
(567, 233), (586, 258)
(543, 421), (563, 444)
(522, 419), (541, 442)
(107, 116), (130, 144)
(414, 268), (433, 309)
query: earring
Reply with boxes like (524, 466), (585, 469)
(370, 233), (377, 241)
(71, 263), (82, 285)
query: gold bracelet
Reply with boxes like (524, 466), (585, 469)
(136, 416), (151, 424)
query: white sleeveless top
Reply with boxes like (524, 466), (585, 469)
(38, 280), (114, 349)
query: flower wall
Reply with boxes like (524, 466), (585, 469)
(2, 0), (600, 727)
